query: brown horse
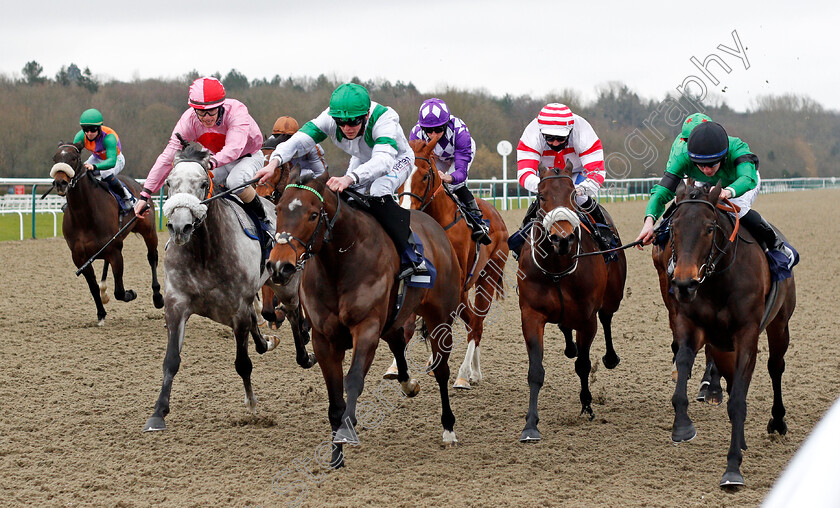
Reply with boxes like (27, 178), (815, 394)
(518, 164), (627, 442)
(50, 141), (163, 325)
(393, 138), (509, 389)
(266, 170), (463, 468)
(652, 180), (796, 487)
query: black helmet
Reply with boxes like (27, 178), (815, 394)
(687, 122), (729, 165)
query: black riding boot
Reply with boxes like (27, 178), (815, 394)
(507, 198), (542, 259)
(242, 197), (275, 251)
(366, 196), (429, 280)
(453, 186), (491, 245)
(103, 175), (134, 210)
(579, 196), (614, 251)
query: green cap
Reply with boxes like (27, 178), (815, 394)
(80, 108), (104, 126)
(680, 113), (712, 140)
(328, 83), (371, 119)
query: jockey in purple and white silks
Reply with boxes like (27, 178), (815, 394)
(407, 98), (490, 245)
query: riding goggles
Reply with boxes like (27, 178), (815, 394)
(81, 125), (101, 133)
(334, 115), (365, 127)
(422, 125), (446, 134)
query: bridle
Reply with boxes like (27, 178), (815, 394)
(529, 172), (582, 281)
(399, 156), (441, 212)
(56, 144), (87, 189)
(273, 183), (341, 271)
(669, 198), (740, 284)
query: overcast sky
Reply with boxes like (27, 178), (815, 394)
(2, 0), (838, 112)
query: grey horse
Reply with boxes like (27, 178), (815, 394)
(143, 144), (311, 432)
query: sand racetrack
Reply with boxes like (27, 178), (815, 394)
(1, 189), (839, 507)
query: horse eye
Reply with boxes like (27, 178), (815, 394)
(706, 225), (715, 234)
(309, 212), (318, 221)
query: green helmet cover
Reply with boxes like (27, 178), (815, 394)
(680, 113), (712, 140)
(80, 108), (104, 126)
(328, 84), (371, 119)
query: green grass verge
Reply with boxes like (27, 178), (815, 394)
(0, 213), (168, 242)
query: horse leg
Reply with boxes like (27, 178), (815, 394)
(766, 320), (791, 436)
(574, 319), (598, 421)
(79, 262), (108, 325)
(520, 310), (547, 442)
(334, 321), (380, 446)
(598, 310), (620, 369)
(143, 306), (188, 431)
(233, 314), (258, 414)
(697, 350), (723, 405)
(454, 298), (476, 389)
(314, 331), (348, 467)
(107, 248), (136, 303)
(145, 236), (164, 309)
(560, 325), (576, 358)
(248, 308), (270, 355)
(671, 330), (699, 443)
(99, 261), (110, 305)
(384, 328), (420, 397)
(287, 303), (316, 369)
(721, 332), (759, 487)
(426, 317), (457, 447)
(466, 276), (496, 386)
(385, 315), (418, 379)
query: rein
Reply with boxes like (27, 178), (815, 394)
(398, 156), (438, 212)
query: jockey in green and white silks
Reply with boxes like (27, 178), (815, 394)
(635, 121), (797, 276)
(258, 83), (429, 282)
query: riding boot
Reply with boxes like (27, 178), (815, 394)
(508, 198), (541, 260)
(580, 197), (614, 251)
(366, 196), (429, 280)
(740, 209), (795, 268)
(242, 197), (275, 252)
(103, 175), (131, 212)
(454, 186), (491, 245)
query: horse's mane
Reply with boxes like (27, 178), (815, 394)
(173, 144), (211, 167)
(295, 173), (318, 186)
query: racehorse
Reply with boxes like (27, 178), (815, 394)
(393, 138), (509, 389)
(50, 141), (163, 325)
(252, 143), (314, 361)
(266, 169), (463, 468)
(142, 143), (311, 432)
(652, 180), (796, 487)
(517, 164), (627, 442)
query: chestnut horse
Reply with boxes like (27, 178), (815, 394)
(266, 170), (462, 468)
(50, 141), (163, 325)
(518, 165), (627, 442)
(653, 181), (796, 487)
(393, 138), (509, 389)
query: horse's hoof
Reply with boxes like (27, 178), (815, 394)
(401, 379), (420, 397)
(245, 396), (258, 414)
(767, 417), (788, 436)
(671, 423), (697, 443)
(705, 390), (723, 406)
(97, 318), (105, 327)
(333, 426), (359, 445)
(720, 471), (745, 487)
(383, 365), (399, 380)
(153, 293), (164, 309)
(696, 381), (710, 402)
(580, 406), (595, 421)
(122, 290), (137, 302)
(303, 353), (317, 369)
(442, 430), (458, 447)
(453, 377), (471, 390)
(520, 428), (542, 442)
(602, 353), (620, 370)
(264, 335), (279, 352)
(142, 416), (166, 432)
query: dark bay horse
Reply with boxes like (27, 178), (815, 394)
(392, 138), (509, 389)
(518, 165), (627, 442)
(267, 170), (463, 468)
(50, 141), (163, 325)
(652, 180), (796, 487)
(142, 144), (308, 431)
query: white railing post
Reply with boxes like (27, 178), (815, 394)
(496, 141), (512, 211)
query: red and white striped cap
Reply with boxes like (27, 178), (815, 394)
(188, 77), (226, 109)
(537, 103), (574, 136)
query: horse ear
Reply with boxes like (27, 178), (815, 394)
(563, 158), (574, 176)
(675, 179), (688, 201)
(538, 166), (549, 179)
(75, 140), (85, 151)
(708, 184), (722, 203)
(288, 165), (302, 184)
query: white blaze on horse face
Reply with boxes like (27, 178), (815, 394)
(400, 165), (418, 209)
(288, 198), (302, 211)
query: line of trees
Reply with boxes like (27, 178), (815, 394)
(2, 61), (838, 181)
